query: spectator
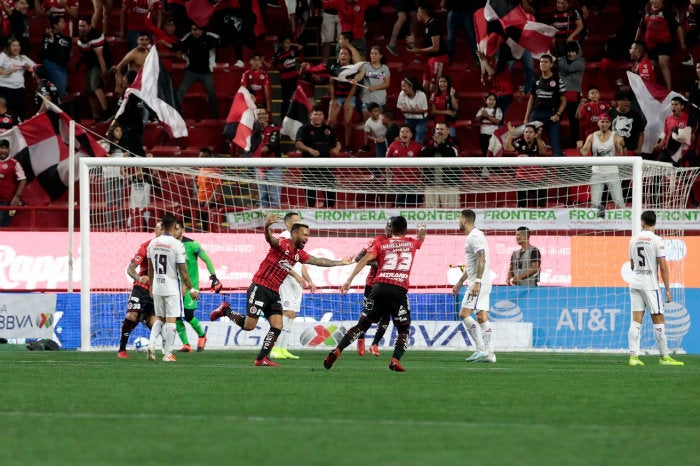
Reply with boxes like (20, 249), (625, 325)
(241, 52), (272, 114)
(120, 0), (162, 50)
(474, 92), (503, 157)
(40, 15), (72, 99)
(524, 54), (566, 157)
(654, 96), (694, 166)
(99, 124), (127, 230)
(684, 0), (700, 53)
(385, 124), (423, 208)
(251, 106), (282, 208)
(429, 74), (459, 137)
(507, 226), (541, 286)
(478, 45), (515, 119)
(420, 121), (461, 208)
(328, 46), (358, 152)
(397, 76), (428, 144)
(363, 101), (388, 158)
(383, 110), (400, 145)
(174, 25), (220, 119)
(320, 0), (340, 64)
(91, 0), (111, 35)
(386, 0), (417, 57)
(335, 0), (370, 58)
(355, 45), (391, 119)
(285, 0), (308, 42)
(196, 147), (223, 231)
(0, 138), (25, 227)
(442, 0), (480, 68)
(115, 70), (147, 156)
(295, 105), (340, 208)
(0, 38), (35, 119)
(113, 31), (151, 95)
(558, 41), (585, 144)
(165, 0), (190, 37)
(504, 122), (549, 208)
(33, 65), (59, 113)
(0, 97), (20, 134)
(577, 113), (627, 218)
(629, 40), (656, 83)
(610, 87), (646, 155)
(1, 0), (30, 54)
(576, 85), (612, 140)
(77, 17), (113, 121)
(408, 3), (449, 93)
(34, 0), (78, 37)
(271, 35), (302, 118)
(549, 0), (586, 58)
(635, 0), (685, 89)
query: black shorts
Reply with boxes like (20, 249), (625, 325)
(362, 282), (411, 326)
(392, 0), (416, 13)
(647, 42), (673, 59)
(127, 286), (155, 322)
(246, 282), (283, 319)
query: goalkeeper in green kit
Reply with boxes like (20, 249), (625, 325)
(174, 220), (223, 352)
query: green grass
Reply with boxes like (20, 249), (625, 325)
(0, 349), (697, 466)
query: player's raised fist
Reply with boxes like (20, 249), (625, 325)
(265, 215), (279, 226)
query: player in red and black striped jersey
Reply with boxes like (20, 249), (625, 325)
(116, 221), (164, 358)
(325, 216), (427, 372)
(354, 218), (394, 357)
(210, 215), (353, 366)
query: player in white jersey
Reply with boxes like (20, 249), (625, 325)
(628, 211), (684, 366)
(452, 209), (495, 363)
(146, 213), (199, 362)
(271, 212), (316, 360)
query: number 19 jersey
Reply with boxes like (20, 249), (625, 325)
(629, 230), (664, 290)
(147, 234), (187, 296)
(371, 235), (423, 290)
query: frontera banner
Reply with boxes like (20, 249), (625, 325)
(0, 294), (57, 339)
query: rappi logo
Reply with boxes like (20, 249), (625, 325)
(36, 313), (53, 328)
(299, 325), (347, 346)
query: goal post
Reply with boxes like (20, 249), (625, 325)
(78, 155), (699, 353)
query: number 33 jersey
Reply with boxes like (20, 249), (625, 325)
(371, 235), (423, 290)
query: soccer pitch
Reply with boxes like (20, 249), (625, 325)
(0, 348), (697, 466)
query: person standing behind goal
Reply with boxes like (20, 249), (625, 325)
(452, 209), (496, 363)
(147, 213), (199, 362)
(628, 210), (684, 367)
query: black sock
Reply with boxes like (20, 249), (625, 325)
(119, 319), (138, 351)
(371, 321), (389, 346)
(392, 325), (410, 360)
(257, 327), (282, 360)
(229, 312), (246, 327)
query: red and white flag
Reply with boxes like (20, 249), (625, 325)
(114, 47), (188, 138)
(224, 86), (257, 151)
(281, 84), (312, 138)
(626, 71), (683, 154)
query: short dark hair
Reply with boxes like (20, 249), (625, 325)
(383, 111), (394, 120)
(199, 147), (212, 156)
(291, 222), (309, 233)
(339, 31), (354, 41)
(0, 139), (9, 148)
(175, 220), (185, 229)
(614, 88), (634, 101)
(138, 31), (150, 39)
(417, 3), (433, 16)
(49, 15), (64, 27)
(250, 51), (262, 59)
(390, 215), (407, 235)
(540, 54), (553, 63)
(586, 85), (600, 93)
(671, 96), (686, 106)
(641, 210), (656, 226)
(631, 40), (646, 52)
(367, 102), (380, 112)
(284, 211), (299, 222)
(311, 104), (325, 114)
(161, 213), (177, 230)
(517, 226), (530, 237)
(461, 209), (476, 223)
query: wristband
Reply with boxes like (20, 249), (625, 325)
(189, 288), (198, 293)
(474, 278), (482, 284)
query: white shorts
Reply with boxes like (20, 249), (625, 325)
(629, 288), (664, 314)
(153, 294), (183, 318)
(286, 0), (296, 15)
(279, 278), (302, 313)
(321, 12), (340, 43)
(461, 283), (491, 313)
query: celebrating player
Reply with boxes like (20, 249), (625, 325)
(210, 215), (353, 367)
(147, 214), (199, 362)
(326, 216), (427, 372)
(116, 220), (163, 358)
(173, 220), (222, 353)
(628, 211), (684, 366)
(353, 217), (394, 357)
(452, 209), (496, 363)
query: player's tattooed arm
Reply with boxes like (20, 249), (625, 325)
(264, 215), (280, 247)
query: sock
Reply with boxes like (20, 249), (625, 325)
(336, 318), (372, 351)
(462, 316), (484, 352)
(148, 320), (164, 349)
(480, 321), (494, 354)
(175, 318), (189, 346)
(163, 322), (177, 355)
(230, 312), (246, 327)
(371, 320), (389, 346)
(256, 327), (282, 360)
(189, 317), (205, 338)
(278, 315), (295, 349)
(391, 325), (409, 360)
(654, 323), (668, 357)
(628, 321), (642, 357)
(118, 318), (138, 351)
(389, 33), (398, 48)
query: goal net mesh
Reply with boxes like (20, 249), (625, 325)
(82, 156), (698, 354)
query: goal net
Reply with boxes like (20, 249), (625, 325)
(79, 155), (699, 354)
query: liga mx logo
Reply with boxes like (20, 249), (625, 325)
(36, 313), (53, 328)
(300, 325), (347, 347)
(490, 300), (524, 322)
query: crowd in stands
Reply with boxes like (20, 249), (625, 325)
(2, 0), (700, 229)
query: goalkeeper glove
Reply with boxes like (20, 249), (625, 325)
(210, 275), (222, 293)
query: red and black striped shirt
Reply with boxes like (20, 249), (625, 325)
(252, 237), (310, 292)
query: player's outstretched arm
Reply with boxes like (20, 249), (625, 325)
(341, 252), (376, 294)
(306, 255), (354, 267)
(264, 215), (280, 247)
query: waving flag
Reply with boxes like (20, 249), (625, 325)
(626, 71), (683, 154)
(114, 47), (188, 139)
(281, 84), (312, 138)
(4, 101), (107, 205)
(477, 0), (556, 59)
(224, 86), (257, 151)
(487, 121), (542, 157)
